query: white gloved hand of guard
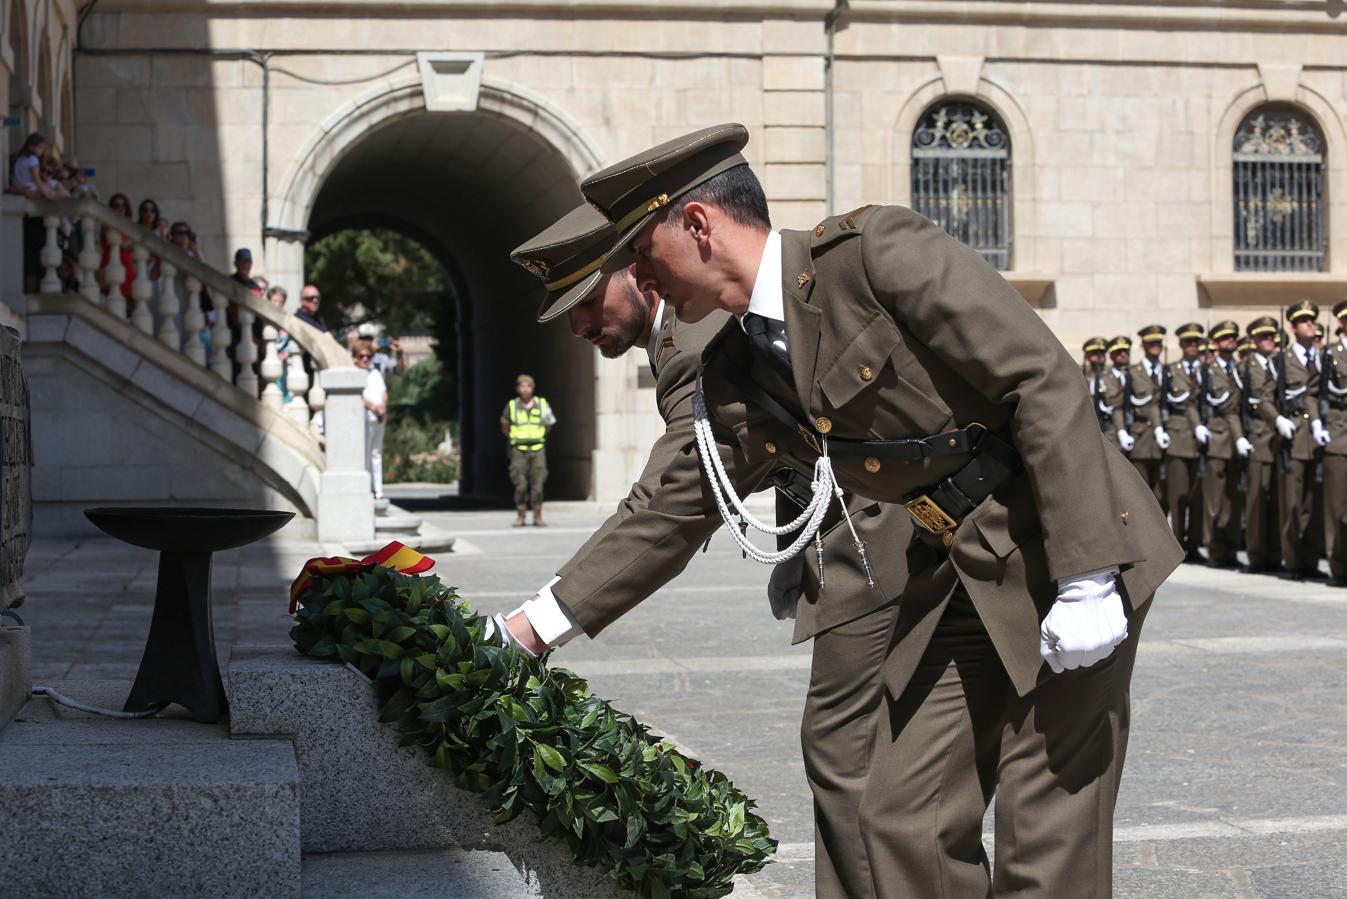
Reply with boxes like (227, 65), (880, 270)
(1312, 419), (1332, 447)
(1154, 427), (1171, 450)
(1040, 568), (1128, 675)
(1236, 436), (1254, 458)
(1195, 424), (1211, 445)
(1276, 415), (1298, 442)
(483, 612), (538, 658)
(1117, 430), (1135, 452)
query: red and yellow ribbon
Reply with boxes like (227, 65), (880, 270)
(289, 541), (436, 614)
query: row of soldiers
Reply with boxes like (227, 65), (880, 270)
(1083, 299), (1347, 585)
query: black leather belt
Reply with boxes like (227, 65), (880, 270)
(1329, 398), (1347, 411)
(901, 429), (1020, 544)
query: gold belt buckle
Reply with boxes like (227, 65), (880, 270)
(904, 494), (959, 544)
(798, 425), (822, 454)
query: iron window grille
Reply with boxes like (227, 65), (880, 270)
(912, 101), (1012, 270)
(1233, 107), (1326, 272)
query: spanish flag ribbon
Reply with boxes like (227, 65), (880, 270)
(289, 541), (436, 614)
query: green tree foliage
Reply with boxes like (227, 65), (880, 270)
(291, 566), (777, 896)
(304, 228), (451, 338)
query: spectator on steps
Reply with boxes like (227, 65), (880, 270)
(99, 193), (135, 302)
(354, 338), (388, 501)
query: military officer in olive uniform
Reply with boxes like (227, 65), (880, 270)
(1106, 336), (1136, 453)
(1201, 321), (1249, 567)
(1164, 323), (1207, 561)
(1127, 325), (1169, 508)
(509, 201), (911, 898)
(1273, 301), (1330, 579)
(1083, 336), (1122, 446)
(1319, 301), (1347, 586)
(504, 124), (1182, 898)
(1242, 317), (1283, 573)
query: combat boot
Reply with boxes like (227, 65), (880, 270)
(514, 508), (527, 527)
(532, 505), (546, 527)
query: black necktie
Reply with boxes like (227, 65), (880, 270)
(1307, 350), (1317, 375)
(1151, 363), (1161, 389)
(744, 313), (793, 383)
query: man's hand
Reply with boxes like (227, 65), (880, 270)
(1040, 570), (1128, 674)
(505, 610), (549, 656)
(1117, 430), (1135, 452)
(1154, 427), (1171, 450)
(1236, 436), (1254, 458)
(1312, 419), (1332, 447)
(1195, 424), (1211, 445)
(1276, 415), (1298, 442)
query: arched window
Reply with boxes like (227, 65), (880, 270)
(1233, 106), (1326, 272)
(911, 100), (1012, 270)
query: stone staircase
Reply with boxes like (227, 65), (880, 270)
(0, 650), (769, 897)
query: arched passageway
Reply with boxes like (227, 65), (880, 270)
(306, 109), (594, 500)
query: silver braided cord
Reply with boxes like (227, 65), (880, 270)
(692, 386), (839, 564)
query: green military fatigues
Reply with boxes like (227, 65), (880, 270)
(502, 396), (552, 509)
(549, 203), (1183, 896)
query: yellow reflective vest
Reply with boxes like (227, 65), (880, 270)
(504, 397), (551, 451)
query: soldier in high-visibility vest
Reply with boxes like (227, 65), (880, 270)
(501, 374), (556, 526)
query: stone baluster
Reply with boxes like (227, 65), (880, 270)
(317, 367), (375, 541)
(129, 245), (154, 334)
(285, 350), (311, 425)
(207, 288), (233, 381)
(38, 216), (62, 293)
(307, 357), (327, 435)
(181, 275), (206, 366)
(156, 261), (181, 350)
(235, 305), (259, 396)
(101, 228), (127, 318)
(77, 218), (101, 305)
(259, 325), (284, 410)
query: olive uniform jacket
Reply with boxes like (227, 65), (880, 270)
(1279, 347), (1325, 462)
(1245, 355), (1280, 463)
(1163, 361), (1204, 460)
(1203, 358), (1245, 461)
(552, 205), (1183, 698)
(554, 306), (905, 645)
(1127, 359), (1165, 460)
(1326, 338), (1347, 457)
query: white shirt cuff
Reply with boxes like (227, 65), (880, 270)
(1055, 566), (1120, 600)
(510, 576), (584, 647)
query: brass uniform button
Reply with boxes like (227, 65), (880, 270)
(815, 416), (832, 434)
(948, 437), (958, 447)
(814, 224), (826, 237)
(858, 365), (873, 382)
(864, 457), (881, 473)
(765, 441), (778, 454)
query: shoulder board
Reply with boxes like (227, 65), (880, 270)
(809, 204), (879, 255)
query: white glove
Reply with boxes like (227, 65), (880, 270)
(1195, 424), (1211, 445)
(1117, 430), (1135, 452)
(483, 612), (538, 658)
(1313, 419), (1332, 447)
(1040, 568), (1128, 674)
(1276, 415), (1298, 442)
(1154, 427), (1171, 450)
(1236, 436), (1254, 458)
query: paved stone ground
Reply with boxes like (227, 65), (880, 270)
(17, 489), (1347, 898)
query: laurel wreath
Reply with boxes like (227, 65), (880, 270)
(289, 564), (776, 898)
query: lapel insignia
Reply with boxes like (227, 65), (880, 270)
(797, 271), (812, 289)
(1120, 511), (1130, 525)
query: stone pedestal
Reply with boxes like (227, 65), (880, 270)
(316, 368), (375, 543)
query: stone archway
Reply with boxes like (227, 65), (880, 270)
(274, 77), (608, 500)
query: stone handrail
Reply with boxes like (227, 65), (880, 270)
(22, 196), (350, 372)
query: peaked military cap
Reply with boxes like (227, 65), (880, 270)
(1287, 299), (1319, 323)
(1237, 337), (1253, 354)
(1176, 322), (1205, 340)
(1315, 323), (1326, 340)
(1082, 336), (1107, 354)
(1210, 320), (1239, 341)
(581, 123), (750, 270)
(511, 202), (615, 322)
(1248, 316), (1278, 337)
(1333, 298), (1347, 319)
(1138, 324), (1167, 343)
(1107, 335), (1132, 354)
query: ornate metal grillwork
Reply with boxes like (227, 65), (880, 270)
(912, 102), (1012, 270)
(1233, 108), (1326, 272)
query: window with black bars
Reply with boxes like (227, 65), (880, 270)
(911, 100), (1012, 270)
(1233, 106), (1326, 272)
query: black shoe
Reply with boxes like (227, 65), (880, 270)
(1207, 558), (1238, 570)
(1277, 570), (1306, 582)
(1240, 563), (1267, 574)
(1183, 551), (1205, 564)
(1328, 576), (1347, 588)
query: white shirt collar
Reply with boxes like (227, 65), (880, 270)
(1292, 341), (1315, 366)
(646, 299), (666, 355)
(1254, 352), (1272, 368)
(741, 230), (783, 326)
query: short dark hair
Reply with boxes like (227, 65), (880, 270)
(666, 163), (771, 231)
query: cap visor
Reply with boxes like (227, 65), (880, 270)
(536, 268), (604, 323)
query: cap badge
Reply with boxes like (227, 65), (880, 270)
(519, 257), (551, 280)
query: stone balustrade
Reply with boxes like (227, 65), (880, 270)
(19, 197), (373, 542)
